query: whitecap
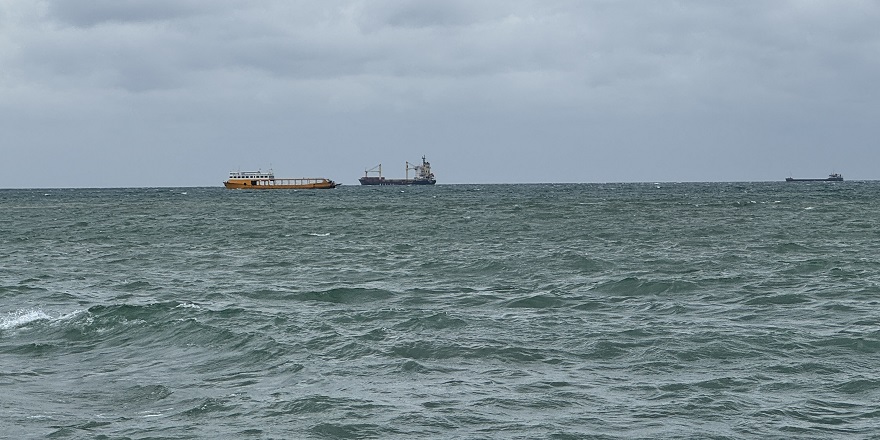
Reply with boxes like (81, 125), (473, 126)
(308, 233), (331, 237)
(57, 310), (87, 322)
(176, 302), (201, 309)
(1, 309), (88, 331)
(1, 309), (52, 330)
(26, 415), (55, 420)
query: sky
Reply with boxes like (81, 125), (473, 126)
(1, 0), (878, 187)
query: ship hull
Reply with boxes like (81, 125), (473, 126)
(785, 178), (843, 182)
(358, 177), (436, 186)
(224, 180), (339, 189)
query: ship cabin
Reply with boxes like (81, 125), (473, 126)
(228, 170), (275, 180)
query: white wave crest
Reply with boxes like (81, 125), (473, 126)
(176, 302), (201, 309)
(1, 309), (52, 330)
(1, 309), (86, 331)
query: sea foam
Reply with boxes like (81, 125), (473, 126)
(1, 309), (52, 330)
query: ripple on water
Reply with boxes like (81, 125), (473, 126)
(4, 183), (880, 438)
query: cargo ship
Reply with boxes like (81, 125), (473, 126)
(785, 173), (843, 182)
(359, 156), (436, 185)
(223, 169), (339, 189)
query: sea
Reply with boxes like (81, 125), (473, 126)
(2, 182), (880, 439)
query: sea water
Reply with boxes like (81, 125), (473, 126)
(2, 182), (880, 439)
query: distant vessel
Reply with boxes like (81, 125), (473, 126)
(785, 173), (843, 182)
(223, 170), (339, 189)
(359, 156), (436, 185)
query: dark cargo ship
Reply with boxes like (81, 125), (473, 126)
(785, 173), (843, 182)
(359, 156), (436, 185)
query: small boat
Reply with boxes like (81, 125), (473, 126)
(785, 173), (843, 182)
(359, 156), (436, 185)
(223, 170), (339, 189)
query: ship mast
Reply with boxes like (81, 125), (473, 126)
(364, 164), (382, 178)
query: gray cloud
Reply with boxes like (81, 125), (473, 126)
(46, 0), (209, 27)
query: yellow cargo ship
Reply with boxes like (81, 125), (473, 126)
(223, 170), (339, 189)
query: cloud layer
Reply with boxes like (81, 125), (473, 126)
(2, 1), (878, 186)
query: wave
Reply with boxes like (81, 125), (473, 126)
(292, 288), (394, 304)
(744, 293), (812, 305)
(503, 294), (566, 309)
(810, 333), (880, 354)
(392, 312), (468, 331)
(1, 309), (52, 330)
(310, 422), (387, 439)
(388, 340), (549, 362)
(591, 277), (700, 296)
(1, 308), (85, 331)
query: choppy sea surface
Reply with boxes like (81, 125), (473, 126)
(3, 182), (880, 439)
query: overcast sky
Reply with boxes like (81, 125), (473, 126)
(1, 1), (878, 187)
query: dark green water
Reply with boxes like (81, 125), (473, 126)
(2, 182), (880, 439)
